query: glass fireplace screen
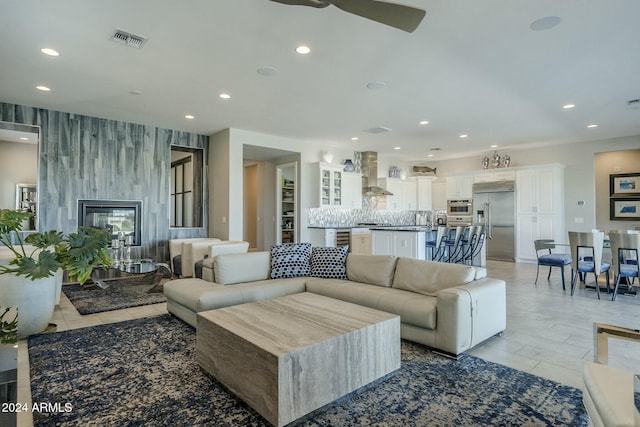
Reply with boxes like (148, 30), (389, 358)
(77, 199), (142, 246)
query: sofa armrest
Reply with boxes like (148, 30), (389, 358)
(435, 278), (506, 354)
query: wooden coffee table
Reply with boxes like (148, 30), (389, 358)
(196, 292), (400, 427)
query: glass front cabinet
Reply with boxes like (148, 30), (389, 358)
(319, 163), (343, 208)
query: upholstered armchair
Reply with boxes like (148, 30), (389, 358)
(168, 238), (220, 277)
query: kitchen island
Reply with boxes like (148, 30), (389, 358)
(371, 227), (432, 260)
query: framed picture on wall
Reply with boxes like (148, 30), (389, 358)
(610, 172), (640, 197)
(610, 197), (640, 220)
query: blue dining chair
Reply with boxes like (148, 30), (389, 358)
(608, 232), (640, 301)
(568, 231), (611, 299)
(534, 239), (572, 290)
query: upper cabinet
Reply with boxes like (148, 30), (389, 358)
(318, 163), (362, 209)
(319, 163), (343, 208)
(416, 176), (434, 210)
(516, 166), (563, 215)
(431, 180), (447, 210)
(380, 177), (417, 210)
(342, 172), (363, 209)
(474, 170), (515, 183)
(446, 175), (474, 200)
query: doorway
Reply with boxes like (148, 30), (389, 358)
(242, 145), (300, 251)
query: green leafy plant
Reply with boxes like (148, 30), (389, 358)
(0, 209), (112, 284)
(0, 307), (18, 344)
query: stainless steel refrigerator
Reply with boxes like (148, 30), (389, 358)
(472, 181), (515, 261)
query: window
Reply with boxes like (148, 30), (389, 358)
(170, 146), (203, 227)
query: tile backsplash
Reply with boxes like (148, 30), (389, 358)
(308, 197), (440, 228)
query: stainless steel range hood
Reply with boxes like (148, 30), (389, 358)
(361, 151), (393, 196)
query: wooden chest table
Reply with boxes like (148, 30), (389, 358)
(196, 292), (400, 426)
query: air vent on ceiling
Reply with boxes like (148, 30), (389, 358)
(364, 126), (392, 134)
(627, 98), (640, 109)
(111, 29), (147, 49)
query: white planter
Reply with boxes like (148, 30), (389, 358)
(0, 273), (57, 337)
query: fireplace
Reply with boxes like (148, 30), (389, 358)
(78, 199), (142, 246)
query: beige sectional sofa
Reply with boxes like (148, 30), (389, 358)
(164, 250), (506, 355)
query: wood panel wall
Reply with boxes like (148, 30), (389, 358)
(0, 102), (208, 263)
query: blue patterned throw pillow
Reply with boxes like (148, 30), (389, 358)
(310, 245), (349, 279)
(270, 242), (312, 279)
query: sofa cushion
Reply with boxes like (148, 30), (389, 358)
(270, 242), (312, 279)
(214, 252), (271, 285)
(392, 257), (476, 296)
(346, 254), (397, 287)
(310, 246), (348, 279)
(306, 278), (438, 329)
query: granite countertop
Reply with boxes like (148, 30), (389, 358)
(369, 226), (433, 231)
(309, 225), (436, 231)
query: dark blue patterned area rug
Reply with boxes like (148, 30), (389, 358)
(61, 274), (165, 315)
(28, 314), (589, 426)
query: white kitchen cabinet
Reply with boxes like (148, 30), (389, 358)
(380, 178), (417, 210)
(318, 163), (343, 208)
(515, 165), (565, 261)
(431, 180), (447, 211)
(342, 173), (363, 209)
(474, 170), (515, 183)
(350, 228), (372, 254)
(517, 167), (561, 215)
(416, 176), (434, 210)
(517, 214), (558, 260)
(371, 230), (426, 259)
(446, 175), (474, 199)
(380, 178), (403, 210)
(372, 230), (394, 254)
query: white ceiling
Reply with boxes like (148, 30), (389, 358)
(1, 0), (639, 160)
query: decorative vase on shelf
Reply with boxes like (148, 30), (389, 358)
(482, 156), (490, 169)
(343, 159), (355, 172)
(503, 155), (511, 168)
(491, 151), (501, 168)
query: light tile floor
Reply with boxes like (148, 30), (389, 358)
(15, 261), (640, 426)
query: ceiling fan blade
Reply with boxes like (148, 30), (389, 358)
(269, 0), (330, 8)
(331, 0), (426, 33)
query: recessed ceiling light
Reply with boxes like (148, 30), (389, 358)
(490, 144), (498, 148)
(295, 45), (310, 54)
(459, 134), (468, 138)
(185, 115), (195, 120)
(419, 120), (429, 125)
(19, 137), (29, 141)
(394, 146), (401, 150)
(219, 93), (231, 99)
(427, 154), (434, 157)
(36, 85), (51, 91)
(130, 89), (143, 95)
(351, 137), (359, 141)
(563, 104), (575, 109)
(587, 124), (598, 128)
(41, 48), (60, 57)
(530, 16), (561, 31)
(366, 81), (386, 90)
(257, 66), (278, 76)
